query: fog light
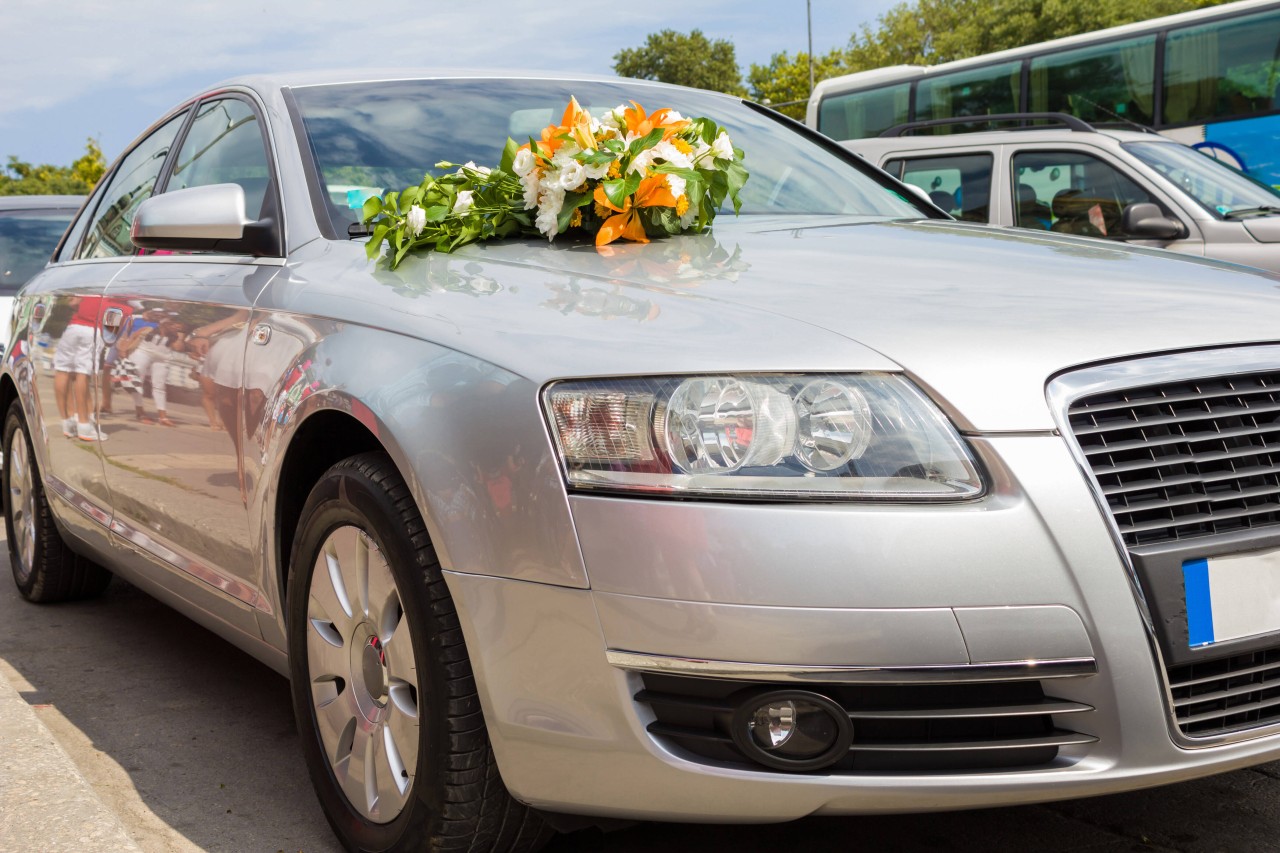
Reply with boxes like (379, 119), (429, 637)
(731, 690), (852, 772)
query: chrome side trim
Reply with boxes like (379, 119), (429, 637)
(1047, 344), (1280, 750)
(605, 650), (1098, 683)
(127, 254), (286, 267)
(45, 475), (111, 527)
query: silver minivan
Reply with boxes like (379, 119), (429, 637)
(843, 114), (1280, 272)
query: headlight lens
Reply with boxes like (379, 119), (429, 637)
(544, 373), (984, 500)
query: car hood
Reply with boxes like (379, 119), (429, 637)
(298, 217), (1280, 432)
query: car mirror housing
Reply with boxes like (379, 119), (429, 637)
(1121, 202), (1185, 241)
(131, 183), (278, 256)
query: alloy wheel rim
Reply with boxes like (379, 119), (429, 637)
(9, 430), (35, 583)
(306, 525), (419, 823)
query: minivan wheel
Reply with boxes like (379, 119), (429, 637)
(3, 400), (110, 602)
(287, 452), (551, 853)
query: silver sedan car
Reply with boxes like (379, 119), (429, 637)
(9, 70), (1280, 853)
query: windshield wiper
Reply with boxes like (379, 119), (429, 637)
(1223, 205), (1280, 220)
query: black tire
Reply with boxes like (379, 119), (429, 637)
(287, 452), (552, 853)
(3, 400), (110, 602)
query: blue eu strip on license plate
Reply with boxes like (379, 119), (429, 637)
(1183, 550), (1280, 647)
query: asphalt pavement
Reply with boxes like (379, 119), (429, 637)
(6, 533), (1280, 851)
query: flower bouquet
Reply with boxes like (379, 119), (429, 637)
(362, 98), (748, 268)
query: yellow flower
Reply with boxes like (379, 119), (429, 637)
(671, 138), (693, 155)
(594, 200), (612, 219)
(570, 208), (583, 228)
(607, 161), (621, 179)
(676, 195), (690, 216)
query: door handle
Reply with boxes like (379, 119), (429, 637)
(101, 307), (125, 345)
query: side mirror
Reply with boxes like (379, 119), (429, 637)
(131, 184), (279, 256)
(1121, 202), (1185, 241)
(902, 183), (937, 209)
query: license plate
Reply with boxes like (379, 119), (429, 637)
(1183, 550), (1280, 647)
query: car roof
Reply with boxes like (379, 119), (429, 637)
(0, 195), (85, 211)
(843, 126), (1160, 152)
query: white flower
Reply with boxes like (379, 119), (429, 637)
(452, 191), (474, 215)
(535, 186), (566, 239)
(557, 160), (587, 191)
(512, 148), (536, 177)
(712, 132), (735, 161)
(520, 170), (540, 210)
(600, 104), (629, 130)
(692, 139), (714, 168)
(680, 203), (698, 229)
(653, 139), (694, 170)
(458, 161), (491, 178)
(406, 204), (427, 237)
(583, 159), (612, 180)
(666, 173), (686, 199)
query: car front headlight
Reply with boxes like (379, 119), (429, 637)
(543, 373), (984, 500)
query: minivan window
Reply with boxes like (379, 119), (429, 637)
(1013, 150), (1160, 237)
(887, 154), (994, 222)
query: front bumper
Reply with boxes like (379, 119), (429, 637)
(444, 434), (1280, 820)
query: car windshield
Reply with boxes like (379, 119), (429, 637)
(288, 78), (924, 234)
(0, 207), (77, 294)
(1124, 141), (1280, 219)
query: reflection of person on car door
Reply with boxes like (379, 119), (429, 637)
(54, 295), (116, 442)
(122, 315), (188, 426)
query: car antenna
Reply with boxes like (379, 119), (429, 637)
(1073, 96), (1159, 135)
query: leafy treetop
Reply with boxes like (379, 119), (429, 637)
(0, 138), (106, 196)
(614, 29), (748, 97)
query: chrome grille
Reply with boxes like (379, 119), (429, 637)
(637, 674), (1096, 773)
(1168, 647), (1280, 736)
(1067, 372), (1280, 547)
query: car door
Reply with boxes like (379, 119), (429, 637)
(98, 94), (284, 627)
(19, 111), (190, 544)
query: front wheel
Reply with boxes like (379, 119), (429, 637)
(3, 400), (110, 602)
(287, 452), (550, 853)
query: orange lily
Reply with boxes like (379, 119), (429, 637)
(593, 175), (679, 246)
(561, 96), (597, 151)
(622, 101), (690, 141)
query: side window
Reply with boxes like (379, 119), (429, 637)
(77, 112), (188, 259)
(817, 83), (911, 141)
(883, 159), (905, 180)
(915, 61), (1022, 131)
(167, 98), (272, 220)
(1028, 35), (1157, 126)
(1013, 150), (1160, 238)
(897, 154), (994, 222)
(1164, 8), (1280, 124)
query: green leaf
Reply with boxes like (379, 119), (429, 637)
(627, 127), (664, 157)
(500, 138), (519, 174)
(400, 186), (423, 208)
(573, 148), (616, 167)
(600, 178), (631, 210)
(361, 195), (384, 222)
(602, 138), (624, 154)
(364, 224), (389, 259)
(423, 205), (449, 223)
(651, 207), (683, 235)
(725, 161), (749, 214)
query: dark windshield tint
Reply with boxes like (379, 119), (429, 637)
(0, 208), (77, 293)
(289, 78), (923, 233)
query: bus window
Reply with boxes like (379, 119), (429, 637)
(1029, 35), (1156, 126)
(1164, 8), (1280, 124)
(916, 61), (1022, 131)
(817, 82), (911, 140)
(896, 153), (994, 222)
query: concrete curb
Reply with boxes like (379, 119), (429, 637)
(0, 665), (142, 852)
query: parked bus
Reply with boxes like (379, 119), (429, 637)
(806, 0), (1280, 187)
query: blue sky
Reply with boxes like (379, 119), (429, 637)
(0, 0), (901, 168)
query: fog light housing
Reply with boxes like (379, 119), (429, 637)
(730, 690), (852, 772)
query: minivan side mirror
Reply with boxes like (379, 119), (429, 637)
(1121, 202), (1185, 241)
(131, 183), (279, 257)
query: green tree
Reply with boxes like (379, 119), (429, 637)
(0, 138), (106, 196)
(614, 29), (747, 96)
(748, 49), (850, 119)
